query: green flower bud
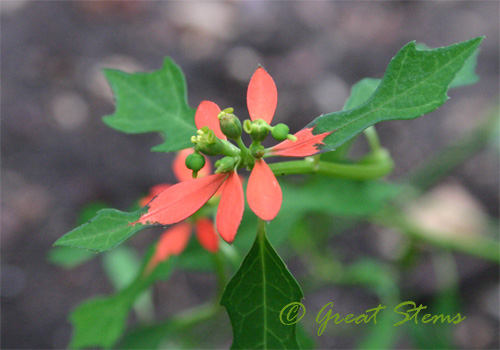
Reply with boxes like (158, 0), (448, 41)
(185, 152), (206, 172)
(271, 123), (290, 141)
(215, 156), (237, 173)
(218, 108), (242, 139)
(249, 119), (270, 142)
(250, 143), (265, 158)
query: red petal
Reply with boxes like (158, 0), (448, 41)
(269, 127), (332, 157)
(136, 173), (227, 226)
(140, 183), (171, 207)
(247, 67), (277, 124)
(195, 218), (219, 253)
(194, 101), (226, 140)
(216, 171), (244, 243)
(146, 222), (191, 273)
(247, 160), (282, 221)
(173, 148), (211, 182)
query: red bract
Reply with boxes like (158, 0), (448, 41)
(137, 66), (332, 249)
(268, 127), (332, 157)
(137, 171), (243, 244)
(141, 151), (219, 274)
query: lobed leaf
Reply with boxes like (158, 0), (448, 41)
(54, 209), (148, 252)
(103, 57), (197, 152)
(310, 37), (484, 150)
(221, 220), (303, 349)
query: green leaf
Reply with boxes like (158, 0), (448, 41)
(54, 209), (148, 252)
(415, 42), (480, 88)
(69, 295), (131, 349)
(47, 247), (97, 269)
(343, 78), (382, 111)
(103, 57), (197, 152)
(69, 253), (176, 349)
(221, 220), (303, 349)
(310, 37), (484, 150)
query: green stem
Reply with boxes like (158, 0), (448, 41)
(364, 126), (382, 151)
(373, 210), (500, 263)
(236, 136), (253, 166)
(408, 106), (499, 191)
(168, 302), (220, 330)
(268, 157), (394, 180)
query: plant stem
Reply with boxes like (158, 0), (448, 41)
(364, 126), (382, 151)
(373, 210), (500, 263)
(268, 157), (394, 180)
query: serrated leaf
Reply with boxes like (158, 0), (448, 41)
(103, 57), (197, 152)
(54, 209), (148, 252)
(310, 37), (484, 150)
(221, 220), (303, 349)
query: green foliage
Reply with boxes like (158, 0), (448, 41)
(69, 295), (132, 349)
(69, 252), (176, 349)
(47, 247), (97, 269)
(103, 57), (197, 152)
(310, 37), (484, 150)
(221, 220), (303, 349)
(54, 209), (148, 252)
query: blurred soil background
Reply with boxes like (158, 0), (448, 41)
(1, 1), (499, 349)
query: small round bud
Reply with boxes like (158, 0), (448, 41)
(185, 152), (206, 172)
(271, 123), (290, 141)
(250, 144), (265, 158)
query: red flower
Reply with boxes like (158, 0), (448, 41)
(141, 150), (220, 273)
(136, 66), (331, 247)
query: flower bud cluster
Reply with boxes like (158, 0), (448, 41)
(188, 106), (297, 175)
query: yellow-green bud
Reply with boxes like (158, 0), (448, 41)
(249, 119), (270, 142)
(218, 108), (242, 139)
(271, 123), (290, 141)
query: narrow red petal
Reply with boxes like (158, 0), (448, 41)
(146, 222), (191, 273)
(195, 218), (219, 253)
(136, 173), (227, 226)
(173, 148), (211, 182)
(269, 127), (332, 157)
(247, 67), (277, 124)
(140, 183), (171, 207)
(247, 160), (282, 221)
(194, 101), (226, 140)
(216, 171), (244, 243)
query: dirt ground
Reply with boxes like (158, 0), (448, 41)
(1, 1), (499, 349)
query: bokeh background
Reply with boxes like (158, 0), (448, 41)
(1, 1), (499, 349)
